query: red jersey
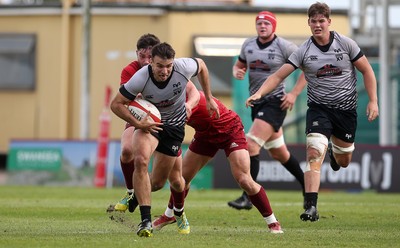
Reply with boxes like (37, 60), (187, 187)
(188, 91), (244, 143)
(120, 61), (141, 85)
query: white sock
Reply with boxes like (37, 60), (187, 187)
(165, 207), (174, 218)
(264, 213), (277, 225)
(127, 189), (133, 194)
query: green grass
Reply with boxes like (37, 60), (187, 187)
(0, 186), (399, 248)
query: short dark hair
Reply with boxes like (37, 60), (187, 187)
(151, 42), (175, 60)
(308, 2), (331, 19)
(136, 33), (160, 50)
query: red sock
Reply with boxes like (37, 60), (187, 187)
(120, 159), (134, 189)
(170, 187), (185, 210)
(184, 188), (190, 198)
(167, 193), (174, 209)
(168, 187), (190, 209)
(248, 187), (273, 217)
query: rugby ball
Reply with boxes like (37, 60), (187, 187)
(128, 98), (161, 123)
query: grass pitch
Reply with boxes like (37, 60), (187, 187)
(0, 186), (399, 248)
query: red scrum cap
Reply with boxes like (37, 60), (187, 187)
(256, 11), (277, 32)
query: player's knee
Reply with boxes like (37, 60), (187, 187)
(332, 143), (354, 167)
(151, 183), (163, 192)
(304, 161), (321, 173)
(335, 154), (352, 168)
(307, 148), (321, 162)
(120, 146), (133, 163)
(151, 178), (167, 192)
(170, 180), (185, 192)
(306, 133), (328, 163)
(169, 179), (181, 191)
(133, 155), (150, 171)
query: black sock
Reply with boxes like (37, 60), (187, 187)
(242, 155), (260, 196)
(139, 205), (151, 222)
(282, 154), (305, 194)
(304, 192), (318, 209)
(131, 193), (138, 206)
(249, 155), (260, 181)
(174, 210), (183, 217)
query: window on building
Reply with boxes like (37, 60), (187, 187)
(0, 33), (36, 90)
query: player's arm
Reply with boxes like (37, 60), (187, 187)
(232, 59), (247, 80)
(281, 72), (307, 111)
(185, 80), (200, 120)
(246, 63), (295, 107)
(194, 58), (220, 118)
(110, 91), (162, 133)
(353, 55), (379, 122)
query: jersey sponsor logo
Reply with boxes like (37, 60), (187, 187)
(156, 99), (174, 108)
(249, 60), (271, 72)
(309, 55), (318, 61)
(316, 64), (342, 78)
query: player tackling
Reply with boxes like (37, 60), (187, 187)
(110, 42), (219, 237)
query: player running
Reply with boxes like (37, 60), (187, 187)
(245, 2), (379, 222)
(110, 42), (219, 237)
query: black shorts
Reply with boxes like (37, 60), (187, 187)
(251, 97), (287, 132)
(152, 125), (185, 157)
(306, 103), (357, 143)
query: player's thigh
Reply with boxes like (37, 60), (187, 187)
(267, 127), (283, 142)
(248, 118), (275, 141)
(152, 151), (177, 183)
(132, 130), (158, 165)
(182, 149), (212, 183)
(120, 126), (135, 156)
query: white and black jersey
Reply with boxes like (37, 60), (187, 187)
(288, 31), (363, 110)
(120, 57), (199, 127)
(239, 35), (298, 104)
